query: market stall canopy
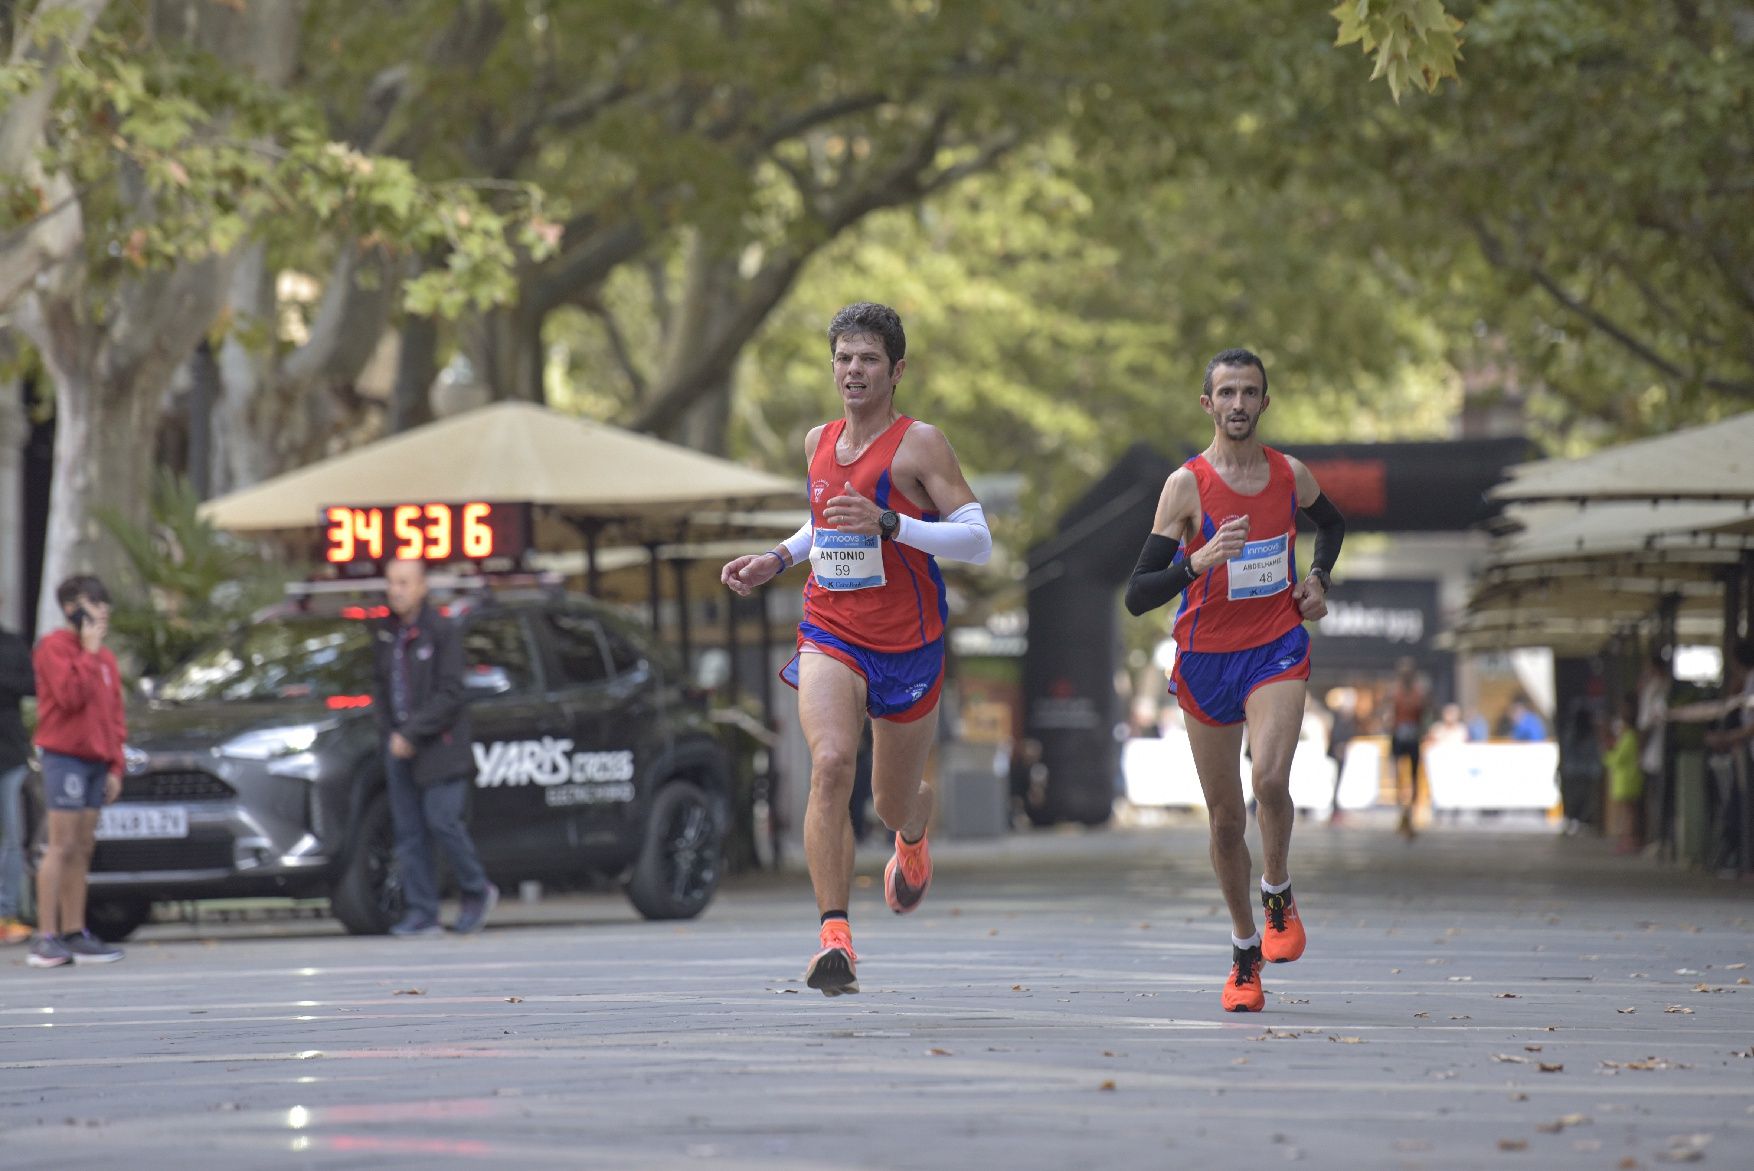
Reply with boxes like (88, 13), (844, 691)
(199, 401), (798, 534)
(1485, 501), (1754, 569)
(1488, 412), (1754, 505)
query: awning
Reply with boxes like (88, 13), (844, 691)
(199, 401), (797, 533)
(1489, 412), (1754, 505)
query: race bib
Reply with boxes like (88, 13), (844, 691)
(1227, 533), (1290, 600)
(810, 529), (886, 590)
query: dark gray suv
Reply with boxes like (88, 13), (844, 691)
(32, 586), (732, 939)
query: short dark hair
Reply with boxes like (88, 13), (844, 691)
(1203, 348), (1268, 397)
(56, 574), (110, 610)
(828, 302), (906, 366)
(1732, 637), (1754, 670)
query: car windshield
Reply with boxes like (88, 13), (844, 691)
(157, 615), (376, 704)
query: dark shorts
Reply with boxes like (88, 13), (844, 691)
(41, 750), (109, 811)
(1171, 626), (1311, 727)
(781, 621), (944, 723)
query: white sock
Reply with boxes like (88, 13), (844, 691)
(1261, 875), (1291, 895)
(1231, 930), (1261, 950)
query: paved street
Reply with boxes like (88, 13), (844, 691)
(2, 818), (1751, 1170)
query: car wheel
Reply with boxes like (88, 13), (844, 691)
(329, 793), (403, 935)
(626, 781), (723, 921)
(84, 897), (152, 942)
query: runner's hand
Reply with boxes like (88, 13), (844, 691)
(720, 554), (781, 597)
(1293, 575), (1329, 621)
(104, 771), (122, 805)
(1192, 515), (1250, 572)
(389, 732), (416, 760)
(79, 607), (107, 652)
(822, 482), (881, 535)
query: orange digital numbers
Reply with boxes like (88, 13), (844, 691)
(323, 502), (508, 563)
(393, 504), (424, 559)
(461, 502), (493, 558)
(423, 503), (453, 560)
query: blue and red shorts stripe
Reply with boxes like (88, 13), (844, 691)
(1170, 625), (1311, 727)
(780, 620), (944, 723)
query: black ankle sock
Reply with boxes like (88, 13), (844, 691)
(821, 910), (848, 925)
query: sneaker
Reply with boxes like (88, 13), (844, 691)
(1261, 888), (1306, 964)
(1222, 943), (1265, 1013)
(883, 832), (932, 914)
(804, 921), (859, 997)
(61, 930), (124, 964)
(452, 883), (499, 935)
(388, 915), (443, 938)
(26, 935), (71, 969)
(0, 917), (32, 945)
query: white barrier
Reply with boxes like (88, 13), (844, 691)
(1123, 732), (1367, 811)
(1425, 741), (1559, 811)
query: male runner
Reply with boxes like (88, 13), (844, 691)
(720, 302), (991, 996)
(1124, 348), (1344, 1012)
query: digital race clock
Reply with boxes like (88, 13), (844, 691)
(321, 502), (529, 565)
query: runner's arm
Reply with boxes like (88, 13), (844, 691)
(897, 424), (990, 565)
(768, 519), (813, 570)
(1290, 457), (1345, 585)
(1125, 470), (1208, 616)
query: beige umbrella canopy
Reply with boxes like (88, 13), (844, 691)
(1489, 411), (1754, 505)
(199, 401), (797, 535)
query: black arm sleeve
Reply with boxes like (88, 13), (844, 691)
(1302, 492), (1345, 576)
(1124, 533), (1199, 617)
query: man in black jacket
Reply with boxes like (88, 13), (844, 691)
(372, 560), (496, 936)
(0, 602), (35, 945)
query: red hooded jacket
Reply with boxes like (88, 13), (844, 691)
(32, 628), (126, 773)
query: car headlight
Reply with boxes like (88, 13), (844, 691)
(222, 723), (332, 761)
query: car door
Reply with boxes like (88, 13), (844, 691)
(457, 609), (571, 870)
(539, 608), (644, 853)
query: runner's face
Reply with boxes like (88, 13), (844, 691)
(832, 333), (903, 412)
(1202, 364), (1267, 440)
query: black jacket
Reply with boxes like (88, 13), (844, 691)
(371, 602), (474, 787)
(0, 627), (34, 773)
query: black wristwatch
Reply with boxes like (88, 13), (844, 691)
(1307, 566), (1331, 591)
(878, 509), (900, 541)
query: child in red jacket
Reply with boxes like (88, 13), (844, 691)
(29, 575), (127, 968)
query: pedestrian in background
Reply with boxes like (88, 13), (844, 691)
(1603, 694), (1643, 853)
(373, 558), (497, 937)
(0, 595), (35, 945)
(29, 575), (126, 967)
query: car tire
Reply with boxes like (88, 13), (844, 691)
(329, 793), (403, 935)
(84, 897), (152, 942)
(626, 781), (723, 921)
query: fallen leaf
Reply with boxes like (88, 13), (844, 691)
(1497, 1138), (1528, 1151)
(1495, 992), (1519, 999)
(1619, 1158), (1641, 1169)
(1523, 1044), (1544, 1052)
(1390, 967), (1402, 974)
(1739, 978), (1751, 986)
(1692, 984), (1715, 993)
(1508, 1091), (1528, 1102)
(1655, 1133), (1711, 1163)
(1329, 1035), (1363, 1044)
(1102, 1050), (1116, 1057)
(927, 1048), (952, 1056)
(1726, 963), (1747, 971)
(1663, 1005), (1693, 1015)
(1280, 997), (1310, 1005)
(504, 996), (523, 1003)
(1231, 1056), (1248, 1065)
(1492, 1053), (1529, 1064)
(1617, 1007), (1638, 1014)
(1011, 985), (1026, 991)
(1413, 1012), (1430, 1019)
(393, 988), (425, 996)
(1098, 1079), (1117, 1092)
(987, 929), (999, 937)
(1538, 1062), (1564, 1073)
(1449, 1014), (1471, 1021)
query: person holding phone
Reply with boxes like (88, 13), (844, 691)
(29, 575), (127, 967)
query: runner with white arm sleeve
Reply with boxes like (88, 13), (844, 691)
(720, 302), (989, 996)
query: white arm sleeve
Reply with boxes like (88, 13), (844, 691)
(774, 520), (813, 569)
(894, 502), (991, 565)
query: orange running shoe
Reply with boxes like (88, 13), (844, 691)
(0, 918), (31, 945)
(883, 833), (932, 914)
(1222, 943), (1266, 1012)
(1261, 887), (1306, 964)
(805, 920), (859, 997)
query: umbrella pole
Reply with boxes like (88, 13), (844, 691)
(671, 557), (694, 680)
(647, 543), (662, 633)
(725, 588), (741, 703)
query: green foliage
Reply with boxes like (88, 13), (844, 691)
(94, 471), (296, 678)
(1332, 0), (1466, 102)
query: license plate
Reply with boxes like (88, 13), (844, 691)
(96, 805), (189, 840)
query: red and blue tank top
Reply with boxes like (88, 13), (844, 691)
(1172, 446), (1303, 654)
(801, 416), (948, 653)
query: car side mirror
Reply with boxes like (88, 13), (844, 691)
(465, 665), (512, 695)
